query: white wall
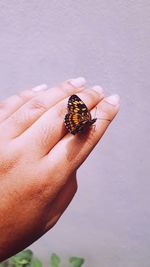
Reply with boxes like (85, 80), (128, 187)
(0, 1), (150, 266)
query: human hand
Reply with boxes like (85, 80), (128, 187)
(0, 78), (120, 260)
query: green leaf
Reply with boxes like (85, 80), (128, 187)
(50, 253), (60, 267)
(10, 250), (33, 266)
(12, 250), (33, 261)
(69, 257), (85, 267)
(32, 258), (42, 267)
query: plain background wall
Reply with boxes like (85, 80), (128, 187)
(0, 1), (150, 266)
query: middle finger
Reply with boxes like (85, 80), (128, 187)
(17, 88), (104, 158)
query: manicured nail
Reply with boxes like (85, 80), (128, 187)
(92, 85), (104, 94)
(105, 94), (120, 106)
(68, 77), (86, 87)
(32, 84), (48, 92)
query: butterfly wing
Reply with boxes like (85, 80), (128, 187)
(67, 94), (91, 119)
(64, 113), (83, 135)
(65, 94), (95, 135)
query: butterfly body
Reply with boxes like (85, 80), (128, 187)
(64, 94), (97, 135)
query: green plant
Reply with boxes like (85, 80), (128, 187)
(0, 250), (85, 267)
(69, 257), (84, 267)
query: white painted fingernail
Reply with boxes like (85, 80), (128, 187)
(92, 85), (104, 94)
(32, 84), (48, 92)
(105, 94), (120, 106)
(68, 77), (86, 87)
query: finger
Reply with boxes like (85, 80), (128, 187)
(0, 77), (86, 140)
(0, 84), (48, 123)
(19, 87), (104, 158)
(46, 94), (120, 186)
(44, 172), (77, 231)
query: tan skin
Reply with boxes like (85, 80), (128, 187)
(0, 79), (119, 261)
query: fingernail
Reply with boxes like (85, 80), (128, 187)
(105, 94), (120, 106)
(92, 85), (104, 94)
(68, 77), (86, 87)
(32, 84), (48, 92)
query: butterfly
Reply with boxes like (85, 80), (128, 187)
(64, 94), (97, 135)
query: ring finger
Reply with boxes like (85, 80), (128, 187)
(0, 77), (86, 140)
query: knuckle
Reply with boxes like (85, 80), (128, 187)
(100, 104), (116, 121)
(59, 83), (74, 95)
(17, 90), (32, 102)
(29, 98), (48, 113)
(86, 89), (100, 102)
(57, 101), (67, 118)
(0, 145), (20, 175)
(35, 124), (52, 149)
(10, 109), (31, 126)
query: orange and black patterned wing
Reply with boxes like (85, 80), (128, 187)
(64, 113), (82, 135)
(67, 94), (91, 118)
(64, 94), (96, 135)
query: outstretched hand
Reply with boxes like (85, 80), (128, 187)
(0, 78), (120, 261)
